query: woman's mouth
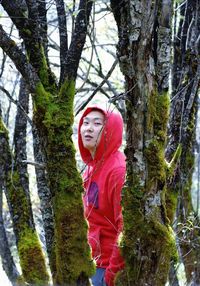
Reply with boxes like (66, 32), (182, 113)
(84, 135), (93, 141)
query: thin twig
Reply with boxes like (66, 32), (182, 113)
(75, 58), (118, 115)
(109, 74), (144, 103)
(76, 3), (96, 93)
(0, 86), (32, 126)
(22, 160), (46, 169)
(174, 0), (187, 12)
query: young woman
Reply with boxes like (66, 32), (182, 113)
(78, 106), (126, 286)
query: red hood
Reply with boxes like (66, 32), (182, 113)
(78, 106), (123, 165)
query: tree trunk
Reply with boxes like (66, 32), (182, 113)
(0, 115), (49, 285)
(111, 1), (176, 285)
(32, 123), (55, 274)
(13, 78), (34, 228)
(0, 191), (20, 286)
(166, 1), (200, 284)
(33, 80), (94, 286)
(0, 106), (20, 286)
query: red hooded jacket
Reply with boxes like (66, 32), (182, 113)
(78, 106), (126, 286)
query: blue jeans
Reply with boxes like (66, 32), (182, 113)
(91, 268), (107, 286)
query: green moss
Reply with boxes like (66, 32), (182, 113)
(60, 81), (75, 127)
(0, 119), (10, 170)
(31, 48), (57, 114)
(22, 29), (32, 37)
(18, 228), (49, 285)
(146, 91), (169, 139)
(0, 117), (8, 135)
(53, 191), (95, 285)
(119, 182), (177, 285)
(0, 122), (30, 233)
(59, 79), (75, 98)
(43, 102), (60, 128)
(1, 119), (49, 285)
(29, 42), (57, 93)
(165, 188), (178, 224)
(144, 139), (166, 183)
(6, 172), (50, 285)
(42, 80), (75, 129)
(119, 182), (177, 286)
(36, 79), (94, 284)
(118, 90), (174, 285)
(34, 82), (51, 108)
(146, 90), (157, 133)
(144, 92), (170, 189)
(33, 79), (75, 129)
(154, 92), (170, 139)
(44, 80), (79, 195)
(7, 171), (31, 231)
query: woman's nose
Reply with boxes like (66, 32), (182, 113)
(86, 123), (93, 131)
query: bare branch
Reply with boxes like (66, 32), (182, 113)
(22, 160), (46, 169)
(76, 5), (96, 93)
(55, 0), (68, 84)
(1, 0), (30, 40)
(0, 86), (32, 126)
(62, 0), (93, 81)
(75, 58), (118, 115)
(0, 25), (40, 92)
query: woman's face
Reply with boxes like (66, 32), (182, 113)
(80, 110), (105, 157)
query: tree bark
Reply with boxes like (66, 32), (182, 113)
(55, 0), (69, 84)
(0, 115), (49, 285)
(166, 1), (200, 285)
(32, 124), (55, 275)
(13, 78), (34, 228)
(111, 1), (175, 285)
(0, 106), (20, 286)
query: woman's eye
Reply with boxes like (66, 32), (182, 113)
(95, 122), (102, 126)
(83, 121), (89, 125)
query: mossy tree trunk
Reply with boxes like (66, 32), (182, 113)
(166, 1), (200, 284)
(32, 123), (54, 269)
(111, 1), (177, 285)
(18, 79), (55, 272)
(0, 0), (95, 285)
(0, 113), (49, 285)
(0, 106), (21, 286)
(13, 78), (34, 228)
(0, 190), (20, 286)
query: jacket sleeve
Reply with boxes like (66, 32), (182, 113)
(104, 167), (125, 286)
